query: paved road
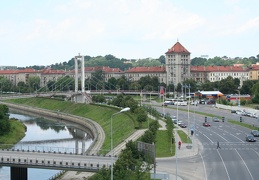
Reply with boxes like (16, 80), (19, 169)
(156, 103), (259, 180)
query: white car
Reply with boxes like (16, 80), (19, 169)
(236, 110), (243, 115)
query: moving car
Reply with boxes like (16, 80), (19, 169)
(212, 117), (220, 122)
(203, 122), (211, 127)
(246, 135), (256, 142)
(177, 120), (183, 125)
(251, 130), (259, 137)
(179, 123), (187, 128)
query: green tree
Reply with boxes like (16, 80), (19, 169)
(141, 130), (155, 144)
(0, 105), (10, 135)
(27, 76), (40, 92)
(251, 82), (259, 96)
(135, 107), (147, 127)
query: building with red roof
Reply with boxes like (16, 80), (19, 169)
(191, 66), (249, 86)
(165, 41), (191, 86)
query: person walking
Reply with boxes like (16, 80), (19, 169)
(178, 141), (182, 150)
(217, 141), (221, 149)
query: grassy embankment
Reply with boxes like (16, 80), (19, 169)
(6, 97), (185, 157)
(5, 97), (152, 154)
(0, 119), (26, 149)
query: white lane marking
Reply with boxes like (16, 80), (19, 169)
(252, 149), (259, 157)
(217, 150), (230, 180)
(235, 149), (254, 180)
(199, 153), (207, 180)
(201, 133), (213, 143)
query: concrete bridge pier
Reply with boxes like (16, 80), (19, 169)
(11, 167), (27, 180)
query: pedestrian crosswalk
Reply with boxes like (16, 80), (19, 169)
(201, 142), (259, 150)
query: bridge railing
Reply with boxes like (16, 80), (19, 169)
(0, 156), (105, 172)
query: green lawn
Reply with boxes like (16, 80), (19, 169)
(5, 98), (137, 154)
(155, 130), (174, 157)
(177, 130), (192, 144)
(0, 119), (26, 148)
(228, 120), (259, 131)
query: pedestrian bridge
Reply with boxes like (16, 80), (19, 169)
(0, 148), (116, 180)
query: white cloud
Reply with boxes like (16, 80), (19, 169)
(235, 16), (259, 34)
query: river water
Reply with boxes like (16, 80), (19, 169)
(0, 111), (93, 180)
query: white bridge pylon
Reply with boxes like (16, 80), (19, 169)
(74, 53), (85, 93)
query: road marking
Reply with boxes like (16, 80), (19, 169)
(199, 153), (207, 180)
(235, 149), (254, 180)
(217, 150), (230, 180)
(202, 133), (213, 143)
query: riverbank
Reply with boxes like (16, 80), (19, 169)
(0, 119), (26, 149)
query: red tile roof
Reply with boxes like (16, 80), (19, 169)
(0, 68), (41, 74)
(191, 66), (248, 72)
(125, 66), (166, 73)
(166, 42), (190, 54)
(250, 65), (259, 70)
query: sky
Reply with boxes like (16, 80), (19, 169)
(0, 0), (259, 67)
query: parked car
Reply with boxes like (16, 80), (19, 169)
(246, 135), (256, 142)
(251, 130), (259, 137)
(212, 117), (220, 122)
(236, 110), (243, 115)
(179, 123), (187, 128)
(200, 100), (206, 104)
(203, 122), (211, 127)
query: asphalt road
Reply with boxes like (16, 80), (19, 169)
(155, 103), (259, 180)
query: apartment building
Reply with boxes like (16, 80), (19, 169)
(248, 65), (259, 80)
(191, 66), (249, 87)
(124, 66), (166, 83)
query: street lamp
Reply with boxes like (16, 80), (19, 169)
(236, 89), (240, 108)
(110, 107), (130, 180)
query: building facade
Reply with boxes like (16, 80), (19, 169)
(1, 41), (257, 89)
(165, 42), (191, 86)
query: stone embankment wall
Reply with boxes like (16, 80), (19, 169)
(0, 102), (105, 155)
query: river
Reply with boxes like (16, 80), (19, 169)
(0, 111), (93, 180)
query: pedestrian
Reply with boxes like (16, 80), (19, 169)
(217, 141), (221, 149)
(178, 141), (182, 150)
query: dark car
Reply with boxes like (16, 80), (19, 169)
(246, 135), (256, 142)
(251, 130), (259, 137)
(179, 123), (187, 128)
(203, 122), (211, 127)
(200, 100), (206, 104)
(231, 110), (236, 113)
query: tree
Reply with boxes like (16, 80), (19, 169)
(27, 76), (40, 92)
(219, 76), (239, 94)
(0, 105), (10, 135)
(251, 82), (259, 96)
(191, 57), (207, 66)
(141, 130), (155, 144)
(135, 107), (147, 127)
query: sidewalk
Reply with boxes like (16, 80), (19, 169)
(172, 125), (199, 159)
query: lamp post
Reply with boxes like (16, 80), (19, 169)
(236, 90), (240, 107)
(110, 107), (130, 180)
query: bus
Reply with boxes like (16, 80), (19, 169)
(174, 100), (188, 106)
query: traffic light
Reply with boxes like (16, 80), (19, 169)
(222, 117), (225, 122)
(205, 116), (207, 122)
(240, 116), (242, 122)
